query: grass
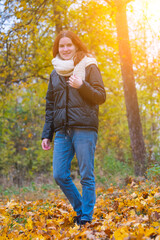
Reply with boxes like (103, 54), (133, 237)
(95, 153), (134, 187)
(0, 154), (159, 200)
(0, 181), (59, 201)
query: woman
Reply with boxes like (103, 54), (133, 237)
(41, 30), (106, 225)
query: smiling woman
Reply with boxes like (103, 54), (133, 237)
(41, 30), (106, 226)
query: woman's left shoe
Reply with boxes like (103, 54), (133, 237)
(73, 215), (81, 225)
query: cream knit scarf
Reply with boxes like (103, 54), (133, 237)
(52, 54), (97, 81)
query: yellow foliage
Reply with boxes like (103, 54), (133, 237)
(113, 226), (129, 240)
(0, 181), (160, 239)
(25, 216), (33, 230)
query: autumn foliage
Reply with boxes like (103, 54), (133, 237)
(0, 0), (160, 238)
(0, 178), (160, 239)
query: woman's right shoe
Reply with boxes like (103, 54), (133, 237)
(80, 220), (91, 226)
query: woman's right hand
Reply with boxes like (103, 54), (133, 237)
(41, 138), (51, 150)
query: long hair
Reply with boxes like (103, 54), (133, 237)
(52, 30), (89, 65)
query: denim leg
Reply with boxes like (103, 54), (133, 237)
(53, 130), (82, 216)
(73, 129), (97, 221)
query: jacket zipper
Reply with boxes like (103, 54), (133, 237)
(65, 77), (69, 133)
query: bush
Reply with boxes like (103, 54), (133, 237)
(147, 164), (160, 181)
(95, 154), (134, 185)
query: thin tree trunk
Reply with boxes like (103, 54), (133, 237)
(115, 2), (147, 176)
(53, 1), (62, 34)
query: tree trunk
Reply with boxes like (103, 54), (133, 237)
(115, 2), (147, 176)
(53, 1), (62, 34)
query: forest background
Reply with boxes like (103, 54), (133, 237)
(0, 0), (160, 190)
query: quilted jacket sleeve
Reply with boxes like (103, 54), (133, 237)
(78, 64), (106, 105)
(41, 76), (54, 141)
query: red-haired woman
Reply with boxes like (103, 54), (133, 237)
(41, 30), (106, 226)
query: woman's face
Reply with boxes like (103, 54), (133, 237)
(58, 37), (76, 60)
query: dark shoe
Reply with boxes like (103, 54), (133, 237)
(73, 215), (81, 225)
(80, 220), (91, 227)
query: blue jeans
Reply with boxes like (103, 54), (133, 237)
(53, 128), (97, 221)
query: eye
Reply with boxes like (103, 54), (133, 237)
(67, 43), (72, 47)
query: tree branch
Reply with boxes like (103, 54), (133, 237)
(104, 0), (134, 8)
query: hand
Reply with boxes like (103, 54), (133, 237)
(41, 138), (51, 150)
(68, 75), (83, 89)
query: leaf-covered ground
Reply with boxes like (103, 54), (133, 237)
(0, 178), (160, 240)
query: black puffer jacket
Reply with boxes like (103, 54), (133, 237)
(42, 64), (106, 141)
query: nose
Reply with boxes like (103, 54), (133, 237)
(63, 46), (69, 51)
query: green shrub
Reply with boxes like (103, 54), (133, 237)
(95, 154), (134, 185)
(147, 164), (160, 181)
